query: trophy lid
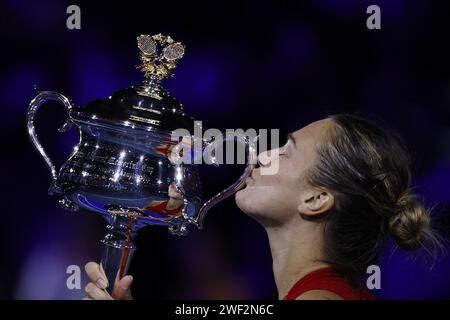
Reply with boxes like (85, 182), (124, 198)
(70, 34), (196, 133)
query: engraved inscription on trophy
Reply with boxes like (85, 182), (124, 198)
(129, 115), (161, 126)
(132, 105), (162, 115)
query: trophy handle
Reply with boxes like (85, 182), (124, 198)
(196, 132), (258, 228)
(27, 90), (75, 195)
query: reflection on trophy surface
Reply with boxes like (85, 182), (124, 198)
(142, 182), (184, 220)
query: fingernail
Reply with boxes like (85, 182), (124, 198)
(97, 278), (108, 289)
(120, 276), (133, 290)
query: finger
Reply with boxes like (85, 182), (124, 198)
(85, 262), (108, 289)
(85, 282), (113, 300)
(113, 275), (134, 300)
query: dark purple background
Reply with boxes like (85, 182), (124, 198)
(1, 0), (450, 299)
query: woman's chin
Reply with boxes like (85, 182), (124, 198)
(236, 182), (254, 197)
(235, 187), (260, 215)
(235, 188), (249, 210)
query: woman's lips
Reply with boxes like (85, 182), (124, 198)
(245, 174), (255, 185)
(250, 168), (259, 180)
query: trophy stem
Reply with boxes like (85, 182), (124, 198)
(100, 208), (140, 298)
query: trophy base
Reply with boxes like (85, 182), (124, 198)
(100, 207), (138, 297)
(98, 204), (192, 296)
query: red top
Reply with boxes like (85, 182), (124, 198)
(144, 200), (183, 215)
(282, 267), (376, 300)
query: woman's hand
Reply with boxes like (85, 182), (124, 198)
(84, 262), (134, 300)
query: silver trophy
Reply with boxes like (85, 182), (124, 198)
(27, 34), (256, 297)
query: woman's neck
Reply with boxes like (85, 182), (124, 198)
(265, 219), (330, 299)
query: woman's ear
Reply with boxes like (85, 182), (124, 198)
(297, 188), (334, 217)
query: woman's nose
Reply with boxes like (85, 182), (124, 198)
(257, 149), (278, 167)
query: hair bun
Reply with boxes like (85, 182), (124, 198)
(388, 194), (431, 250)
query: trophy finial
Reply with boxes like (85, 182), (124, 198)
(137, 34), (185, 81)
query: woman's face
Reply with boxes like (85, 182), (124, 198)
(235, 118), (334, 226)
